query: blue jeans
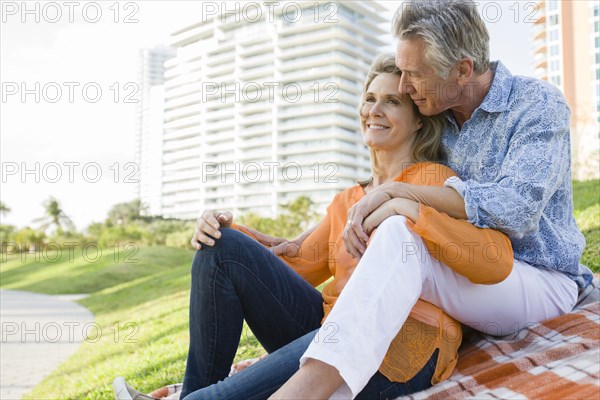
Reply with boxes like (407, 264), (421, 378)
(181, 229), (437, 400)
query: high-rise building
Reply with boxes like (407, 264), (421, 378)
(532, 0), (600, 180)
(136, 45), (176, 216)
(158, 2), (387, 220)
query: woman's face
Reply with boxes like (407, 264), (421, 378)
(359, 73), (422, 152)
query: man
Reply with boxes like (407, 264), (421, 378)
(272, 1), (592, 398)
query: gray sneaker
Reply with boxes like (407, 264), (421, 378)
(113, 376), (159, 400)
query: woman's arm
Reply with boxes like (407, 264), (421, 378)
(191, 209), (319, 258)
(362, 199), (514, 284)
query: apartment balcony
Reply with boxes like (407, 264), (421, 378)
(204, 108), (236, 124)
(163, 124), (203, 141)
(240, 112), (272, 126)
(205, 51), (235, 68)
(535, 59), (548, 70)
(162, 168), (203, 184)
(279, 114), (358, 131)
(162, 178), (203, 195)
(205, 64), (235, 79)
(204, 140), (237, 155)
(163, 135), (203, 152)
(169, 192), (202, 206)
(204, 119), (235, 134)
(238, 124), (272, 137)
(239, 101), (272, 115)
(279, 40), (336, 61)
(242, 53), (275, 69)
(163, 114), (203, 130)
(240, 65), (275, 81)
(163, 146), (202, 163)
(163, 94), (203, 113)
(534, 14), (546, 25)
(164, 106), (201, 122)
(239, 135), (272, 150)
(169, 21), (216, 47)
(164, 69), (202, 86)
(279, 28), (336, 49)
(240, 39), (275, 57)
(164, 82), (201, 101)
(281, 64), (363, 85)
(162, 156), (204, 173)
(164, 59), (203, 80)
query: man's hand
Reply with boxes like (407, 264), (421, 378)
(191, 210), (234, 250)
(363, 198), (420, 235)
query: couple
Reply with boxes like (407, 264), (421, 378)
(115, 1), (592, 399)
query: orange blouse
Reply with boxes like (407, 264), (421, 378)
(236, 162), (514, 384)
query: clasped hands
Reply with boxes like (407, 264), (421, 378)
(343, 182), (419, 260)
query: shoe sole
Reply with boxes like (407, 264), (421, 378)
(113, 376), (134, 400)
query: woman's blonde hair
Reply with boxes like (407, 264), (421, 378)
(360, 53), (446, 169)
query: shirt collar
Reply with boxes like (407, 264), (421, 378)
(442, 60), (512, 128)
(478, 60), (512, 113)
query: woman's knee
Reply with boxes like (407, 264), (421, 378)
(191, 228), (252, 271)
(375, 216), (410, 237)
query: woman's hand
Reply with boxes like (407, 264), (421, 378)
(271, 223), (319, 258)
(343, 182), (405, 259)
(191, 210), (234, 250)
(242, 226), (289, 252)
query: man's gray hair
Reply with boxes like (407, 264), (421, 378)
(392, 0), (490, 78)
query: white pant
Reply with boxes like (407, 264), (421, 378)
(300, 216), (578, 399)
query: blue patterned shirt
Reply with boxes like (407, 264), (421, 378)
(443, 61), (592, 288)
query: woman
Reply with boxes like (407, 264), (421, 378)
(114, 54), (513, 400)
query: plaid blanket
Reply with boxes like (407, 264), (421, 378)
(401, 277), (600, 400)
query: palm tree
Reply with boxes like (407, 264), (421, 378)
(0, 201), (10, 217)
(35, 197), (75, 234)
(107, 199), (148, 225)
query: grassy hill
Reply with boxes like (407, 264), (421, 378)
(1, 179), (598, 399)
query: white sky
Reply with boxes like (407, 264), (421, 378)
(0, 1), (537, 231)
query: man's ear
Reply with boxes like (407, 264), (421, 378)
(457, 58), (474, 83)
(416, 119), (423, 130)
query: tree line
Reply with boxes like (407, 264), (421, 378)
(0, 196), (320, 254)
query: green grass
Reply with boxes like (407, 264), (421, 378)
(1, 179), (598, 399)
(573, 180), (600, 271)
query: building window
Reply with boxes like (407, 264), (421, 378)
(550, 45), (559, 56)
(550, 60), (560, 72)
(549, 0), (558, 11)
(549, 30), (559, 41)
(549, 15), (559, 25)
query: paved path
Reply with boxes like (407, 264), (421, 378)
(0, 290), (94, 400)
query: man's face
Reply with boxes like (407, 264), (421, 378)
(395, 38), (460, 116)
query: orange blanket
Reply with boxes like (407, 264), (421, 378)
(401, 277), (600, 400)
